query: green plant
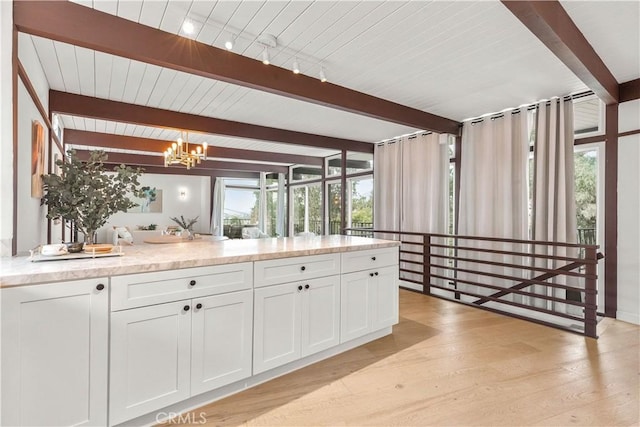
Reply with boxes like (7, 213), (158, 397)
(41, 150), (146, 243)
(170, 215), (199, 231)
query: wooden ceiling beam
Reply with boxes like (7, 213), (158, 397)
(15, 1), (460, 135)
(64, 130), (324, 166)
(502, 0), (619, 104)
(74, 150), (289, 175)
(619, 78), (640, 103)
(51, 91), (371, 153)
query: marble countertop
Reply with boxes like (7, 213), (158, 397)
(0, 235), (400, 287)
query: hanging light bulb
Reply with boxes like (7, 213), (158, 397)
(262, 47), (270, 65)
(163, 131), (208, 169)
(292, 58), (300, 74)
(319, 67), (327, 83)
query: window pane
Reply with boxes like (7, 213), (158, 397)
(574, 96), (603, 136)
(292, 184), (322, 235)
(348, 177), (373, 237)
(223, 188), (259, 238)
(346, 152), (373, 175)
(291, 165), (322, 183)
(326, 155), (341, 177)
(574, 149), (597, 238)
(328, 182), (341, 234)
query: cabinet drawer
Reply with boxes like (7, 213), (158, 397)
(111, 263), (253, 310)
(341, 247), (399, 274)
(254, 254), (340, 288)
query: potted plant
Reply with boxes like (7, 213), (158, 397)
(41, 149), (147, 245)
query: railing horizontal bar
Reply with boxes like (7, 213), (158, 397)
(400, 277), (424, 286)
(429, 263), (588, 293)
(400, 250), (423, 256)
(346, 228), (599, 249)
(431, 273), (585, 308)
(399, 259), (423, 266)
(400, 267), (423, 275)
(428, 283), (585, 322)
(400, 240), (424, 246)
(424, 292), (586, 337)
(428, 243), (596, 264)
(428, 253), (593, 279)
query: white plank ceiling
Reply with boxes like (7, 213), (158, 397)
(23, 0), (640, 164)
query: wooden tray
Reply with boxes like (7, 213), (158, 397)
(30, 246), (124, 262)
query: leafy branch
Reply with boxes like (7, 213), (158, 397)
(170, 215), (199, 231)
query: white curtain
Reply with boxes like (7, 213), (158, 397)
(210, 178), (225, 236)
(276, 173), (285, 237)
(374, 133), (450, 291)
(258, 172), (267, 232)
(532, 98), (578, 311)
(458, 108), (529, 302)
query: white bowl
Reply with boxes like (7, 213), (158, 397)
(41, 244), (68, 256)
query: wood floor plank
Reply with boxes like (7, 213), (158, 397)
(161, 290), (639, 427)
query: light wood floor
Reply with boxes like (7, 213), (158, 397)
(170, 289), (640, 426)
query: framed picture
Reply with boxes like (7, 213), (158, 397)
(129, 187), (163, 213)
(31, 120), (45, 198)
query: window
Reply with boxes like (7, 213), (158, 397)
(291, 183), (322, 235)
(345, 152), (373, 175)
(573, 95), (604, 137)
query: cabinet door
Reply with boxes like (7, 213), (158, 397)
(1, 278), (108, 427)
(340, 271), (372, 343)
(301, 275), (340, 357)
(372, 265), (399, 331)
(110, 301), (191, 425)
(253, 283), (301, 374)
(191, 290), (253, 395)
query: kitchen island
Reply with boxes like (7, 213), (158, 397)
(1, 235), (400, 426)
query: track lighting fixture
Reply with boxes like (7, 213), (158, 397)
(319, 67), (327, 83)
(292, 59), (300, 74)
(262, 47), (270, 65)
(224, 35), (235, 51)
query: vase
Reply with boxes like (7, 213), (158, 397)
(185, 229), (194, 240)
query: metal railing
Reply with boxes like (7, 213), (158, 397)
(344, 228), (602, 338)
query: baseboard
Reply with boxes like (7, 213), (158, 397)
(616, 310), (640, 325)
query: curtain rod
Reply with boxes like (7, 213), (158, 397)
(466, 90), (594, 125)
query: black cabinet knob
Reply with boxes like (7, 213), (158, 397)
(183, 305), (190, 311)
(369, 272), (374, 277)
(304, 284), (310, 290)
(196, 303), (203, 310)
(300, 266), (306, 271)
(371, 256), (376, 261)
(189, 280), (196, 287)
(298, 285), (303, 291)
(374, 272), (379, 276)
(96, 283), (105, 291)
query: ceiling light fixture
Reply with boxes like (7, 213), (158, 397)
(292, 59), (300, 74)
(224, 34), (235, 51)
(163, 131), (207, 170)
(319, 67), (327, 83)
(182, 20), (195, 35)
(261, 47), (270, 65)
(257, 33), (277, 66)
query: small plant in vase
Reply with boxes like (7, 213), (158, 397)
(170, 215), (199, 240)
(41, 150), (147, 245)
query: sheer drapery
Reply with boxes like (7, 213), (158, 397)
(458, 108), (529, 301)
(532, 98), (578, 311)
(210, 177), (225, 236)
(374, 133), (450, 291)
(276, 173), (285, 237)
(258, 172), (267, 232)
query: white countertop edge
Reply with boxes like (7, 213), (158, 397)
(0, 236), (400, 288)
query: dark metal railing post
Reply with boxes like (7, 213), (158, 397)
(584, 247), (598, 338)
(423, 233), (431, 295)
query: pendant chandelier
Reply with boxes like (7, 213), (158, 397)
(163, 131), (207, 169)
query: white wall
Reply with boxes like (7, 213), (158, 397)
(617, 100), (640, 325)
(97, 173), (211, 243)
(0, 2), (13, 256)
(15, 34), (51, 255)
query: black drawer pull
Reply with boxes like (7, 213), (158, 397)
(196, 303), (203, 310)
(374, 272), (379, 276)
(371, 256), (376, 261)
(96, 283), (105, 291)
(369, 273), (374, 277)
(183, 305), (190, 311)
(300, 266), (306, 271)
(304, 284), (310, 290)
(298, 285), (303, 291)
(189, 280), (196, 287)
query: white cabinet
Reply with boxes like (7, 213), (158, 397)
(1, 278), (109, 427)
(109, 301), (192, 425)
(191, 290), (253, 395)
(109, 266), (254, 426)
(253, 275), (340, 374)
(341, 248), (399, 343)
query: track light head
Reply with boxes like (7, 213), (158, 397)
(262, 47), (270, 65)
(319, 67), (327, 83)
(293, 59), (300, 74)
